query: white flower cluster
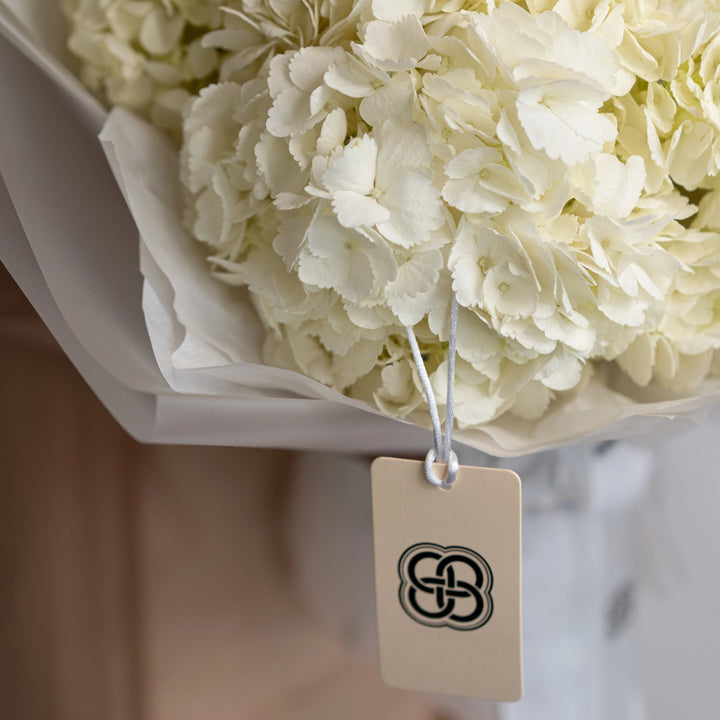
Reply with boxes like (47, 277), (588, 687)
(64, 0), (223, 131)
(64, 0), (357, 132)
(177, 0), (720, 428)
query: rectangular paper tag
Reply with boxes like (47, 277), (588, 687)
(371, 457), (523, 701)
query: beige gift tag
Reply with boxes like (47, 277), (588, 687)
(371, 456), (523, 701)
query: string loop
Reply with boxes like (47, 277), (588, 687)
(405, 294), (459, 489)
(425, 447), (459, 489)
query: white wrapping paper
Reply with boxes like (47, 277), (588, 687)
(3, 2), (720, 455)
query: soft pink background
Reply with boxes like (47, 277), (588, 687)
(0, 264), (448, 720)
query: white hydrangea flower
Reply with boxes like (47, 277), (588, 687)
(174, 0), (720, 430)
(65, 0), (372, 133)
(443, 147), (531, 214)
(470, 4), (620, 166)
(65, 0), (227, 132)
(313, 119), (445, 247)
(618, 223), (720, 391)
(297, 215), (397, 303)
(373, 357), (424, 418)
(266, 48), (348, 139)
(353, 15), (431, 72)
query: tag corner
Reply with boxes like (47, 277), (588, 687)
(505, 683), (524, 703)
(503, 467), (522, 486)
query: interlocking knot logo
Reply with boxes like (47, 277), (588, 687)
(398, 543), (493, 631)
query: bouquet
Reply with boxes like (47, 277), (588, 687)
(3, 0), (720, 455)
(2, 6), (710, 712)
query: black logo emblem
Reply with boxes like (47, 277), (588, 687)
(398, 542), (493, 631)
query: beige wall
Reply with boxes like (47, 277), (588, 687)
(0, 264), (443, 720)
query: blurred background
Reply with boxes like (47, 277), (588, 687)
(2, 260), (719, 720)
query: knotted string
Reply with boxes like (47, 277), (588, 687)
(405, 294), (459, 489)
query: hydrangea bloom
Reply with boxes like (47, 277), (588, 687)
(176, 0), (720, 428)
(64, 0), (362, 132)
(63, 0), (220, 131)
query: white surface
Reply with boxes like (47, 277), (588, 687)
(635, 409), (720, 718)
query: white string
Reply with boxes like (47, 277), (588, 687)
(405, 294), (459, 489)
(444, 294), (459, 463)
(405, 323), (443, 461)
